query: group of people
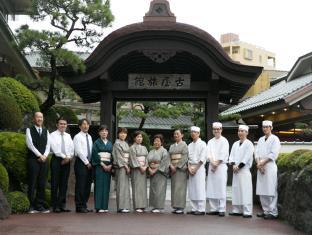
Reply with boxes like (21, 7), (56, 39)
(26, 111), (280, 220)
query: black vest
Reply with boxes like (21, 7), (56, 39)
(27, 126), (48, 159)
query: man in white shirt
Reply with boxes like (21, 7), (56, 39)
(26, 112), (50, 214)
(206, 122), (229, 217)
(187, 126), (207, 215)
(255, 120), (281, 220)
(50, 117), (74, 213)
(229, 125), (254, 218)
(73, 118), (93, 213)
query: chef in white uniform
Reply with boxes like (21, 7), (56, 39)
(187, 126), (207, 215)
(206, 122), (229, 217)
(229, 125), (254, 218)
(255, 120), (281, 219)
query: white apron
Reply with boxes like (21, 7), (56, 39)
(188, 164), (206, 200)
(256, 161), (277, 196)
(206, 164), (228, 199)
(232, 168), (252, 205)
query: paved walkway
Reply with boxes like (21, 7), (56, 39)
(0, 180), (302, 235)
(0, 197), (302, 235)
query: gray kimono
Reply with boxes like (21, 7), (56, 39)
(112, 139), (131, 210)
(129, 143), (148, 209)
(147, 146), (170, 209)
(169, 141), (189, 209)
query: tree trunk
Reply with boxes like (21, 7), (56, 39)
(138, 105), (150, 130)
(40, 56), (57, 113)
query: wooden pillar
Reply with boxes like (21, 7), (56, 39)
(100, 79), (114, 138)
(205, 73), (219, 140)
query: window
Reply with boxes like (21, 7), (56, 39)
(232, 47), (239, 54)
(259, 55), (262, 63)
(244, 49), (253, 60)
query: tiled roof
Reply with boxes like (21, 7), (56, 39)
(221, 73), (312, 115)
(119, 115), (193, 130)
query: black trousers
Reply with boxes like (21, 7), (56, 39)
(27, 158), (48, 209)
(50, 155), (70, 209)
(74, 157), (92, 210)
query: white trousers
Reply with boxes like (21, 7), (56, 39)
(208, 198), (226, 212)
(260, 195), (278, 216)
(232, 204), (252, 215)
(190, 200), (206, 212)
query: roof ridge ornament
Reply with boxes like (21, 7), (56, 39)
(144, 0), (176, 22)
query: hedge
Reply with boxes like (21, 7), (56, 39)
(0, 132), (28, 184)
(277, 149), (311, 172)
(0, 94), (23, 131)
(0, 77), (39, 115)
(0, 163), (9, 193)
(7, 191), (30, 214)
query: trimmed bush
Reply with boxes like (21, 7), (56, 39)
(0, 94), (23, 131)
(0, 132), (28, 185)
(45, 188), (51, 208)
(0, 77), (39, 115)
(277, 149), (311, 172)
(54, 106), (78, 124)
(141, 131), (151, 151)
(7, 191), (30, 214)
(0, 163), (9, 193)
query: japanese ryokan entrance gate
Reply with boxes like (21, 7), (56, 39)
(64, 0), (262, 139)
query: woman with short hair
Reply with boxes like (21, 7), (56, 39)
(129, 130), (149, 213)
(112, 127), (131, 213)
(147, 134), (170, 213)
(169, 129), (189, 214)
(91, 125), (113, 213)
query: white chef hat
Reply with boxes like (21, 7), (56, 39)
(190, 126), (200, 133)
(212, 122), (222, 128)
(262, 120), (273, 127)
(238, 125), (249, 132)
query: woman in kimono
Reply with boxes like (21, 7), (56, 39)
(91, 125), (113, 213)
(168, 129), (188, 214)
(129, 130), (148, 213)
(112, 127), (131, 213)
(147, 134), (170, 213)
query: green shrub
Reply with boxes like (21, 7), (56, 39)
(45, 188), (51, 208)
(0, 163), (9, 193)
(277, 150), (312, 172)
(44, 107), (58, 131)
(0, 132), (28, 184)
(0, 77), (39, 115)
(0, 94), (23, 131)
(141, 131), (151, 151)
(7, 191), (30, 213)
(54, 106), (78, 124)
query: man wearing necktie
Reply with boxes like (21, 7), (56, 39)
(73, 119), (93, 213)
(25, 112), (50, 213)
(50, 117), (74, 213)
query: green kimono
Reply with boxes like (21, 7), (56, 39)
(129, 143), (148, 209)
(169, 141), (189, 209)
(147, 146), (170, 209)
(91, 138), (113, 210)
(112, 139), (131, 210)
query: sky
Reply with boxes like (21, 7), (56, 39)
(8, 0), (312, 71)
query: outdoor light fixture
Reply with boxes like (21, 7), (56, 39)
(272, 112), (276, 115)
(260, 114), (264, 117)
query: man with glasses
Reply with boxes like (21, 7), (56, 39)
(49, 117), (74, 213)
(255, 120), (281, 220)
(206, 122), (229, 217)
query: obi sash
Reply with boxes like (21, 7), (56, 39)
(136, 156), (146, 167)
(99, 152), (111, 162)
(170, 153), (182, 166)
(149, 161), (160, 169)
(123, 152), (129, 163)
